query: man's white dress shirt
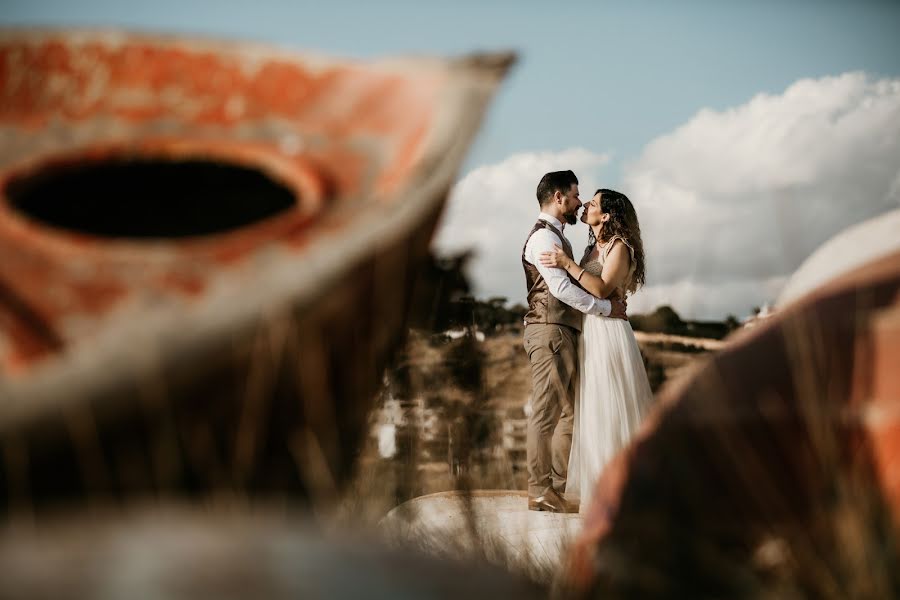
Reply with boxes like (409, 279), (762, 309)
(523, 212), (612, 318)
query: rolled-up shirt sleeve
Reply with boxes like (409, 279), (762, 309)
(525, 229), (611, 317)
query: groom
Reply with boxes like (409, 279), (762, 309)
(521, 170), (626, 512)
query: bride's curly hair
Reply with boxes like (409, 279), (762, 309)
(586, 189), (646, 294)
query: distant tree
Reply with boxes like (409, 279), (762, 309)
(631, 305), (685, 334)
(445, 331), (484, 393)
(654, 305), (684, 330)
(724, 315), (741, 332)
(466, 296), (527, 334)
(407, 253), (471, 332)
(472, 297), (503, 332)
(509, 303), (527, 319)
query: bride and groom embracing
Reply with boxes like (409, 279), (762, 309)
(522, 170), (653, 514)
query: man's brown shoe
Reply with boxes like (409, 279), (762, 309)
(528, 488), (578, 513)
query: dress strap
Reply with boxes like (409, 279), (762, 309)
(604, 236), (635, 263)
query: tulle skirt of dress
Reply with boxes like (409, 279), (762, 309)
(566, 314), (654, 513)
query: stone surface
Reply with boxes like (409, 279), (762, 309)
(0, 504), (542, 599)
(383, 490), (583, 575)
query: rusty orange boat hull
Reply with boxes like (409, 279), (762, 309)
(0, 30), (513, 515)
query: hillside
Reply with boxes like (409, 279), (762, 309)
(338, 324), (722, 520)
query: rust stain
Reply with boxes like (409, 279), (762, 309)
(0, 276), (64, 370)
(157, 271), (207, 298)
(865, 302), (900, 520)
(376, 120), (430, 196)
(1, 41), (438, 139)
(0, 31), (451, 374)
(64, 277), (128, 314)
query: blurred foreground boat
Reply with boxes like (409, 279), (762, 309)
(570, 246), (900, 597)
(0, 29), (512, 516)
(0, 504), (542, 599)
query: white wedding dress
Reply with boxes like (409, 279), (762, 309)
(566, 237), (655, 513)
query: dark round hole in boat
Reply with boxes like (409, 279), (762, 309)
(5, 158), (297, 238)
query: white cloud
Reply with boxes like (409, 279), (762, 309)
(435, 72), (900, 320)
(627, 72), (900, 306)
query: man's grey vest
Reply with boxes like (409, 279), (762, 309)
(522, 220), (583, 331)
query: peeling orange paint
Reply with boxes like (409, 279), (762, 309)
(0, 31), (453, 373)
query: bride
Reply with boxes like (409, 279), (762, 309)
(539, 188), (654, 513)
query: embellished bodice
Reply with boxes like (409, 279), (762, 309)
(579, 236), (636, 297)
(580, 258), (605, 277)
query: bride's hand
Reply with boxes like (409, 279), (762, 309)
(539, 244), (572, 269)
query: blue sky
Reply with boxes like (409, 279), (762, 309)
(5, 0), (899, 179)
(4, 1), (900, 318)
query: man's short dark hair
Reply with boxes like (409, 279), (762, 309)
(536, 170), (578, 206)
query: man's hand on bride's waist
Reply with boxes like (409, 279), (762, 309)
(609, 297), (628, 321)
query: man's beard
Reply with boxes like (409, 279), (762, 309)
(563, 211), (578, 225)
